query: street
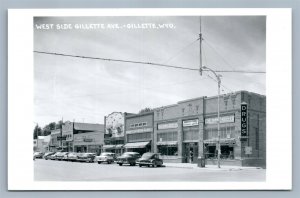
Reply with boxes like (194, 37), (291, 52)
(34, 159), (266, 182)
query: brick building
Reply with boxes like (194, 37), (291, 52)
(152, 90), (266, 167)
(124, 112), (154, 154)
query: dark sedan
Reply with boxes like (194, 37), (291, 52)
(137, 153), (163, 168)
(77, 153), (96, 163)
(116, 152), (141, 166)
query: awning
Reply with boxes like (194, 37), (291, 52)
(124, 141), (150, 149)
(102, 145), (116, 149)
(156, 141), (178, 146)
(204, 138), (236, 145)
(115, 144), (124, 149)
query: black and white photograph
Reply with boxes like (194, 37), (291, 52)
(8, 9), (292, 190)
(33, 15), (266, 182)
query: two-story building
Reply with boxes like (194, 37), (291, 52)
(153, 90), (266, 167)
(124, 112), (154, 155)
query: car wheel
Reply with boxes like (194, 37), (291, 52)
(132, 163), (136, 166)
(98, 161), (101, 164)
(153, 163), (157, 168)
(108, 161), (111, 164)
(119, 163), (123, 166)
(139, 164), (142, 167)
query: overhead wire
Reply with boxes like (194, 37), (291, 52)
(34, 50), (266, 74)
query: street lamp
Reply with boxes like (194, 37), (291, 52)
(202, 66), (222, 168)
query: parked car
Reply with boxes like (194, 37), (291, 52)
(33, 152), (44, 159)
(50, 152), (61, 160)
(77, 153), (96, 163)
(137, 153), (163, 168)
(56, 152), (69, 161)
(65, 152), (78, 162)
(116, 152), (141, 166)
(43, 152), (55, 160)
(95, 152), (116, 164)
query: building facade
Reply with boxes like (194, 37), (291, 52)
(62, 121), (74, 152)
(152, 90), (266, 167)
(73, 123), (104, 155)
(103, 112), (127, 156)
(49, 129), (61, 152)
(124, 112), (154, 154)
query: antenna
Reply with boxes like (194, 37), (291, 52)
(199, 16), (203, 76)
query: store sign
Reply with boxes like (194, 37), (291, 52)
(241, 103), (248, 138)
(157, 122), (178, 130)
(126, 127), (153, 134)
(245, 146), (252, 154)
(183, 119), (199, 127)
(84, 138), (93, 142)
(205, 115), (235, 125)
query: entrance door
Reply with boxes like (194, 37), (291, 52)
(183, 143), (198, 163)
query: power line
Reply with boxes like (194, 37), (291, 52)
(34, 50), (266, 74)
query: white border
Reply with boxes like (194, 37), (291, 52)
(8, 8), (292, 190)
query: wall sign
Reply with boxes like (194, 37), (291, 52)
(245, 146), (252, 154)
(157, 122), (178, 130)
(205, 115), (235, 125)
(126, 127), (153, 134)
(241, 103), (248, 138)
(183, 119), (199, 127)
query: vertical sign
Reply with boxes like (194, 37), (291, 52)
(241, 103), (248, 139)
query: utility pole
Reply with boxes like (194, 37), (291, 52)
(198, 17), (222, 168)
(199, 17), (203, 76)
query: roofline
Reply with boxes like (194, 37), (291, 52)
(125, 111), (154, 119)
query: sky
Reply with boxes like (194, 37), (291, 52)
(34, 16), (266, 127)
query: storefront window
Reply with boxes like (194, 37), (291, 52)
(157, 145), (178, 156)
(157, 132), (177, 142)
(127, 132), (151, 142)
(206, 126), (235, 139)
(204, 145), (234, 159)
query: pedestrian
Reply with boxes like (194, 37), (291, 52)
(190, 150), (194, 163)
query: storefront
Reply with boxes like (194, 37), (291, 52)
(153, 91), (266, 167)
(124, 112), (154, 155)
(73, 123), (104, 155)
(49, 129), (61, 152)
(155, 121), (179, 162)
(62, 121), (74, 152)
(103, 112), (126, 156)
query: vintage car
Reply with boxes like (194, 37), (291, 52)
(76, 153), (96, 163)
(33, 152), (44, 159)
(56, 152), (69, 161)
(65, 152), (78, 162)
(116, 152), (141, 166)
(43, 152), (55, 160)
(49, 152), (62, 160)
(137, 153), (163, 168)
(95, 152), (116, 164)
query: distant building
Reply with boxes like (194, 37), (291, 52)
(73, 122), (104, 154)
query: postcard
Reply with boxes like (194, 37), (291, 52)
(8, 8), (291, 190)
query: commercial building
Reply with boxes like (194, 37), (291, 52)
(124, 112), (154, 154)
(103, 112), (128, 156)
(153, 90), (266, 167)
(49, 129), (61, 152)
(73, 122), (104, 154)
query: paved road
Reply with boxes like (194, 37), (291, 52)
(34, 159), (266, 182)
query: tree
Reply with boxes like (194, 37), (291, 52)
(55, 120), (63, 129)
(33, 124), (42, 139)
(139, 107), (153, 114)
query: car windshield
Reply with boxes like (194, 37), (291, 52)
(141, 153), (154, 159)
(121, 153), (134, 157)
(100, 153), (113, 157)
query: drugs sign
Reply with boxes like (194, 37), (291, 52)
(241, 103), (248, 139)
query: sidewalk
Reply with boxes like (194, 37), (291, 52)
(164, 162), (262, 171)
